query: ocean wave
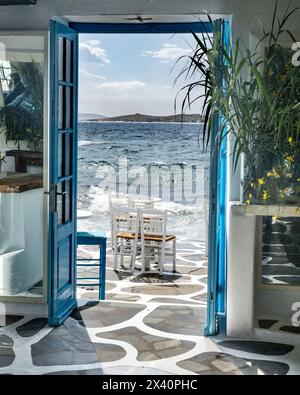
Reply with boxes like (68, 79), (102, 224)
(78, 140), (106, 147)
(82, 185), (207, 215)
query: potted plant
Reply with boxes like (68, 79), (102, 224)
(175, 2), (300, 208)
(0, 60), (43, 152)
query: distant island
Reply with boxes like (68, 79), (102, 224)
(79, 113), (105, 121)
(92, 113), (203, 123)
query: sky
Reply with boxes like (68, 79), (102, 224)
(79, 33), (200, 117)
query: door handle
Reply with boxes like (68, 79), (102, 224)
(44, 185), (66, 213)
(44, 190), (66, 196)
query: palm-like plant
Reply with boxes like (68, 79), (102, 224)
(0, 61), (43, 151)
(175, 2), (300, 205)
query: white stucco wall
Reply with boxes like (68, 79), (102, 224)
(227, 204), (257, 337)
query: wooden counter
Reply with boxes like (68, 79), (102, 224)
(0, 173), (43, 193)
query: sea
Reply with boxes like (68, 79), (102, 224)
(77, 121), (210, 242)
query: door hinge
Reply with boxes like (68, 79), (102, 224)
(215, 313), (219, 333)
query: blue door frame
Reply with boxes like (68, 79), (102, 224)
(205, 20), (230, 336)
(49, 20), (230, 332)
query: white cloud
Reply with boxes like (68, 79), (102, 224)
(97, 80), (147, 90)
(79, 68), (106, 80)
(79, 40), (111, 65)
(85, 40), (101, 47)
(141, 43), (191, 62)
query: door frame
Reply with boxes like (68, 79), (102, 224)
(50, 19), (230, 333)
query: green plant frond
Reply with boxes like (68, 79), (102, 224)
(175, 3), (300, 178)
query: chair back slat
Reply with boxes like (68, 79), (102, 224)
(139, 209), (167, 239)
(111, 206), (139, 235)
(129, 198), (154, 209)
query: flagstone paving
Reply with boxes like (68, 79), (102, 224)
(177, 352), (290, 375)
(0, 335), (14, 368)
(97, 326), (195, 361)
(16, 319), (48, 337)
(144, 305), (206, 336)
(0, 238), (300, 375)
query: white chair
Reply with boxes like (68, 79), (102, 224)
(111, 206), (140, 272)
(129, 197), (154, 209)
(109, 194), (130, 248)
(139, 209), (176, 274)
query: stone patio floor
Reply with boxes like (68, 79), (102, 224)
(1, 237), (300, 375)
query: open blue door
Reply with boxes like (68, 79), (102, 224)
(48, 20), (78, 326)
(205, 20), (230, 336)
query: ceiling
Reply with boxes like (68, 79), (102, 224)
(0, 0), (36, 5)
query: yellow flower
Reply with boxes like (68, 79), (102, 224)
(266, 168), (280, 178)
(286, 155), (294, 163)
(297, 178), (300, 182)
(249, 193), (253, 199)
(273, 213), (279, 220)
(263, 190), (269, 201)
(246, 200), (251, 205)
(288, 137), (293, 144)
(258, 178), (265, 186)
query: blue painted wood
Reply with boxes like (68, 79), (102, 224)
(69, 22), (213, 34)
(48, 20), (78, 326)
(205, 20), (230, 336)
(77, 231), (107, 300)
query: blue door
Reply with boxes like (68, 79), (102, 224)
(48, 21), (78, 326)
(205, 20), (230, 336)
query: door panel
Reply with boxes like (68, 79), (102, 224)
(48, 20), (78, 326)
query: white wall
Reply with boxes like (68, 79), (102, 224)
(227, 204), (257, 337)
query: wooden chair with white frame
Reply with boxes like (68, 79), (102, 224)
(139, 208), (176, 275)
(111, 206), (140, 272)
(109, 193), (130, 248)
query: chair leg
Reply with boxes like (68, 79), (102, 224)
(120, 243), (124, 267)
(100, 238), (106, 300)
(131, 240), (137, 273)
(113, 237), (118, 271)
(173, 238), (176, 273)
(141, 243), (146, 273)
(160, 243), (165, 275)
